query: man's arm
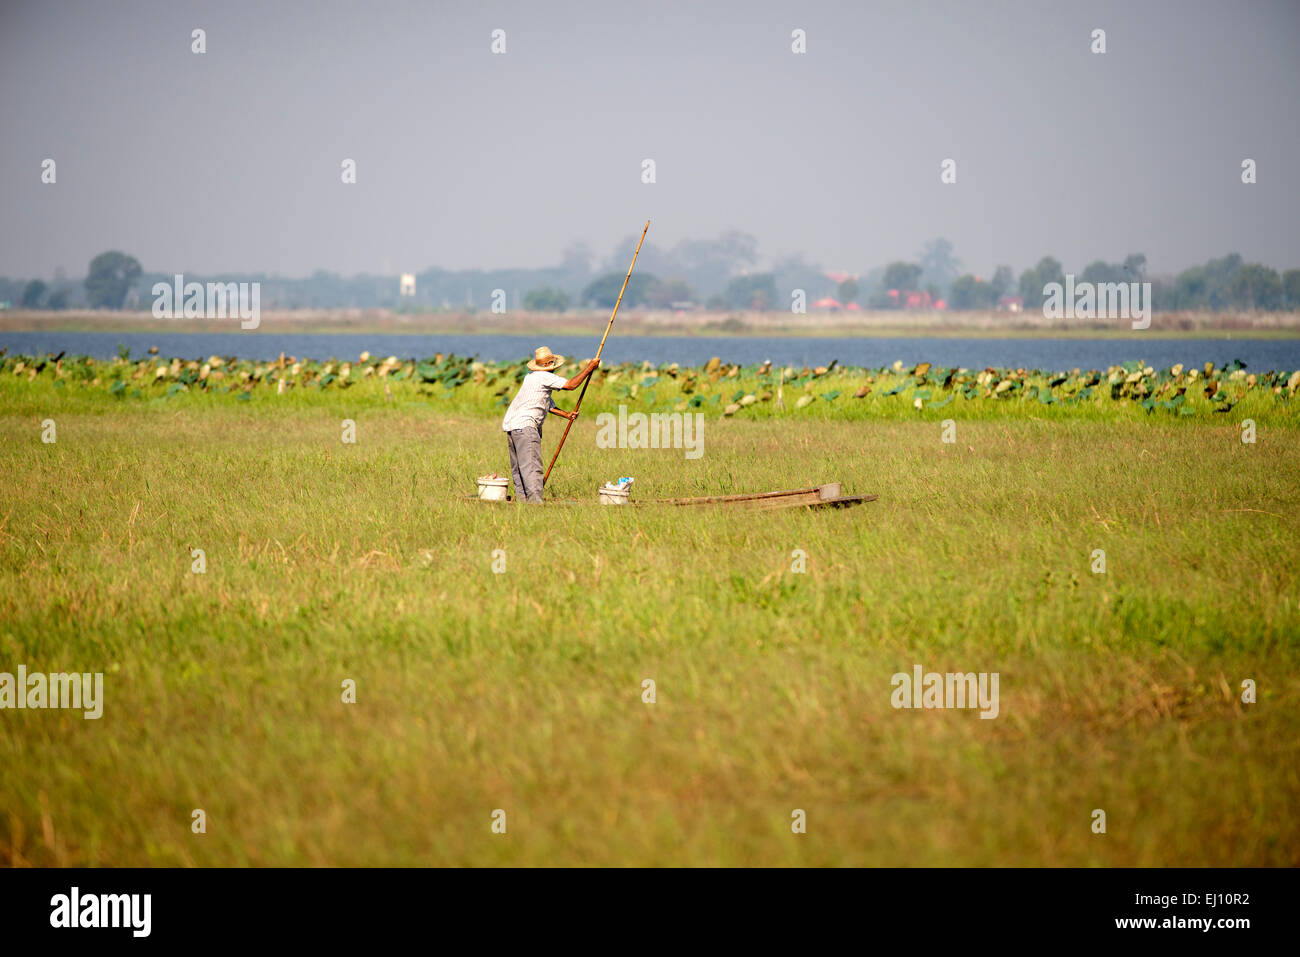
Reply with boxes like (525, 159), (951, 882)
(561, 358), (600, 391)
(548, 359), (599, 419)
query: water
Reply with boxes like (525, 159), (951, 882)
(2, 330), (1298, 372)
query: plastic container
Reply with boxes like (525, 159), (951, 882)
(477, 476), (509, 501)
(598, 484), (631, 505)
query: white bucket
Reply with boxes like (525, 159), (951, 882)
(478, 477), (509, 501)
(598, 485), (630, 505)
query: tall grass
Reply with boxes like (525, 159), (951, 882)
(0, 370), (1297, 865)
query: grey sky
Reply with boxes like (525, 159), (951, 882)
(2, 0), (1297, 280)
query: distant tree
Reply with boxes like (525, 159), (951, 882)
(84, 251), (142, 309)
(855, 265), (884, 303)
(596, 230), (757, 301)
(1171, 265), (1209, 309)
(658, 230), (758, 298)
(1018, 256), (1065, 311)
(870, 263), (922, 308)
(1081, 254), (1147, 287)
(1122, 253), (1147, 280)
(948, 275), (998, 310)
(673, 230), (757, 274)
(1163, 253), (1243, 310)
(647, 277), (696, 308)
(46, 286), (71, 309)
(882, 262), (922, 293)
(1226, 264), (1283, 310)
(560, 242), (593, 279)
(948, 275), (977, 309)
(766, 255), (834, 304)
(917, 238), (961, 296)
(21, 279), (47, 308)
(1148, 276), (1175, 312)
(1202, 254), (1243, 309)
(990, 265), (1015, 300)
(836, 278), (859, 305)
(1080, 260), (1126, 285)
(523, 287), (570, 312)
(581, 272), (658, 308)
(1283, 269), (1300, 309)
(724, 273), (777, 310)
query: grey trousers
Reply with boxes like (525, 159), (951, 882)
(506, 424), (545, 503)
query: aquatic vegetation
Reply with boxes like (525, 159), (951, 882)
(2, 349), (1297, 426)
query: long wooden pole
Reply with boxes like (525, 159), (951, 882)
(544, 219), (650, 485)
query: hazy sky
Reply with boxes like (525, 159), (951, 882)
(2, 0), (1298, 280)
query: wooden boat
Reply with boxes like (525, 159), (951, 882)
(467, 483), (875, 511)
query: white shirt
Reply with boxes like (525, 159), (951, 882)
(501, 370), (568, 431)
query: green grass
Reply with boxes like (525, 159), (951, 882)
(1, 369), (1298, 866)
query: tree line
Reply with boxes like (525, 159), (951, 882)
(3, 241), (1298, 313)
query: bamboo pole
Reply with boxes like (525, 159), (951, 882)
(543, 219), (650, 485)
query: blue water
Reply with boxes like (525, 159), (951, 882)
(2, 331), (1298, 372)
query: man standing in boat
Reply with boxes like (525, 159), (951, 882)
(502, 347), (600, 503)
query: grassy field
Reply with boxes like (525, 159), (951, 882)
(1, 357), (1298, 866)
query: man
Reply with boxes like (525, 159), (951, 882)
(502, 346), (599, 503)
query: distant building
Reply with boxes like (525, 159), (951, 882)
(400, 274), (416, 297)
(889, 289), (937, 309)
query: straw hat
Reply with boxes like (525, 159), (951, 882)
(527, 346), (565, 371)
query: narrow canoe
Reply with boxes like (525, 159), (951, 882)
(467, 483), (876, 511)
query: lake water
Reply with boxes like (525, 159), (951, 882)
(2, 330), (1298, 372)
